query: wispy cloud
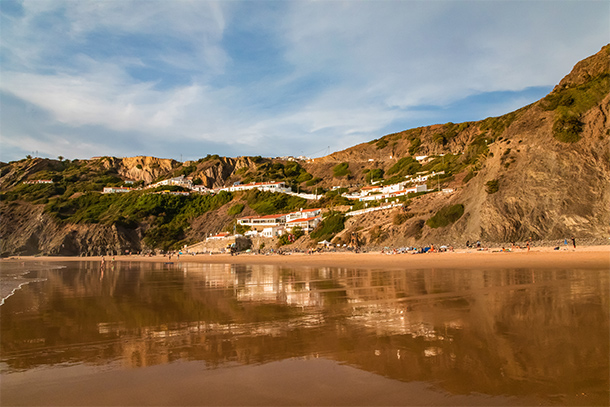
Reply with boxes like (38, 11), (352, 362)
(0, 0), (608, 162)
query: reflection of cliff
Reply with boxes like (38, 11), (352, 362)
(1, 262), (608, 404)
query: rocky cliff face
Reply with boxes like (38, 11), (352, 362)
(113, 156), (178, 184)
(0, 202), (143, 256)
(311, 45), (610, 245)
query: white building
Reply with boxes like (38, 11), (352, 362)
(191, 185), (213, 193)
(360, 185), (382, 196)
(23, 179), (54, 185)
(238, 208), (322, 234)
(238, 213), (288, 231)
(286, 208), (321, 222)
(149, 175), (193, 189)
(286, 216), (321, 232)
(261, 227), (285, 238)
(229, 181), (291, 193)
(359, 184), (428, 201)
(103, 187), (133, 194)
(206, 232), (231, 240)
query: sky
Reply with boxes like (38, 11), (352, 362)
(1, 0), (608, 163)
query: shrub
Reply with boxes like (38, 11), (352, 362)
(310, 213), (345, 242)
(408, 138), (421, 155)
(244, 189), (307, 215)
(485, 179), (499, 194)
(144, 224), (184, 251)
(296, 172), (313, 183)
(227, 203), (245, 215)
(306, 177), (321, 186)
(365, 168), (384, 184)
(426, 204), (464, 228)
(552, 113), (583, 143)
(375, 139), (389, 149)
(332, 162), (351, 178)
(387, 157), (421, 177)
(393, 212), (407, 225)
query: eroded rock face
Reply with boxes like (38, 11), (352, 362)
(117, 156), (177, 184)
(0, 202), (143, 257)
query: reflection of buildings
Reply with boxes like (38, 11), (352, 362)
(2, 262), (608, 404)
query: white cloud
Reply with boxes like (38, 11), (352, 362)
(1, 0), (608, 162)
(280, 0), (607, 107)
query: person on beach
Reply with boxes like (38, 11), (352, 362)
(571, 237), (576, 249)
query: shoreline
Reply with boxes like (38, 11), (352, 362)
(4, 245), (609, 270)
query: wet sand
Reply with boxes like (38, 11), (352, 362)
(7, 245), (609, 270)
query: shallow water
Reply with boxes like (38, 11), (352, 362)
(1, 261), (608, 406)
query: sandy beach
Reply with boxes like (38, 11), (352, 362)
(6, 245), (609, 270)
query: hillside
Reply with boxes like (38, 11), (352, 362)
(1, 45), (608, 256)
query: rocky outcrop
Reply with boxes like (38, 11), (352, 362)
(0, 202), (143, 257)
(114, 156), (178, 183)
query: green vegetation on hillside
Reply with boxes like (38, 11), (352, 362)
(310, 212), (345, 242)
(485, 179), (500, 194)
(541, 73), (609, 143)
(479, 112), (519, 140)
(241, 160), (314, 189)
(332, 162), (351, 178)
(375, 139), (389, 149)
(408, 137), (422, 155)
(387, 157), (421, 177)
(242, 189), (308, 216)
(0, 159), (126, 204)
(227, 203), (245, 215)
(364, 168), (384, 184)
(433, 122), (470, 145)
(43, 190), (233, 250)
(426, 204), (464, 228)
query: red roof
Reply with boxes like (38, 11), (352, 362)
(301, 208), (321, 213)
(238, 213), (287, 221)
(287, 216), (320, 223)
(259, 213), (288, 219)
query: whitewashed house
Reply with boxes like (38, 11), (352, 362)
(237, 213), (288, 231)
(359, 184), (428, 202)
(149, 175), (193, 189)
(103, 187), (133, 194)
(229, 181), (291, 193)
(285, 208), (322, 232)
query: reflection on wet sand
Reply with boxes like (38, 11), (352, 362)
(1, 261), (608, 406)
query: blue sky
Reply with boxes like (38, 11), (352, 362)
(1, 0), (608, 162)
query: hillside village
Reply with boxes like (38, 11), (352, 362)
(1, 44), (608, 257)
(97, 165), (446, 253)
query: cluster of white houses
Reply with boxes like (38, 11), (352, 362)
(238, 208), (323, 238)
(99, 170), (441, 206)
(23, 179), (54, 184)
(102, 177), (294, 196)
